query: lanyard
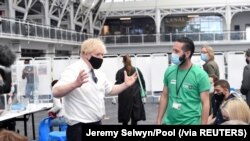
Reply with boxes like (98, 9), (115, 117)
(176, 65), (192, 96)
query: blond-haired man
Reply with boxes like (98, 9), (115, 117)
(52, 38), (137, 141)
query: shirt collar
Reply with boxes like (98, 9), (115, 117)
(80, 58), (92, 73)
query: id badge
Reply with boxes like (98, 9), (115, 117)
(172, 102), (181, 110)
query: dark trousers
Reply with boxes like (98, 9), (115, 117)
(122, 120), (137, 125)
(66, 120), (101, 141)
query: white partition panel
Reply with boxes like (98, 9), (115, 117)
(52, 57), (70, 80)
(15, 58), (34, 97)
(12, 58), (31, 90)
(69, 56), (80, 64)
(150, 54), (169, 95)
(214, 52), (225, 79)
(227, 52), (245, 89)
(34, 57), (52, 96)
(100, 55), (119, 84)
(135, 54), (152, 91)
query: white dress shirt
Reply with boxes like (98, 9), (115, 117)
(54, 59), (113, 125)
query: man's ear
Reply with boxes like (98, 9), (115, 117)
(185, 51), (191, 58)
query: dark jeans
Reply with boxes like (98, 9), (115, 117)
(25, 83), (34, 98)
(66, 120), (101, 141)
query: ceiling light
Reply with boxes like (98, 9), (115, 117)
(120, 17), (131, 20)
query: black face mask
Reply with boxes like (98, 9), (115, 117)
(214, 92), (225, 102)
(89, 56), (103, 69)
(246, 58), (249, 64)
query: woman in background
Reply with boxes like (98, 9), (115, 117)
(200, 45), (220, 79)
(115, 54), (146, 125)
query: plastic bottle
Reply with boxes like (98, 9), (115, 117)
(33, 90), (39, 104)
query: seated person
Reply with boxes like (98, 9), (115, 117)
(0, 45), (16, 130)
(48, 80), (66, 130)
(220, 97), (250, 124)
(207, 79), (235, 125)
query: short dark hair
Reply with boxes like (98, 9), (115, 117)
(246, 49), (250, 57)
(214, 79), (230, 91)
(0, 45), (16, 67)
(176, 37), (195, 58)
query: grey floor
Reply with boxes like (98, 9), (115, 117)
(15, 96), (160, 141)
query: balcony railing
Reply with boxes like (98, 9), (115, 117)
(0, 18), (249, 46)
(0, 18), (93, 45)
(100, 31), (249, 45)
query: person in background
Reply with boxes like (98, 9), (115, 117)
(52, 38), (138, 141)
(22, 59), (37, 99)
(48, 80), (66, 130)
(208, 74), (218, 114)
(115, 54), (146, 125)
(0, 129), (27, 141)
(156, 37), (210, 125)
(240, 48), (250, 107)
(220, 97), (250, 124)
(0, 45), (16, 95)
(200, 45), (220, 79)
(208, 80), (235, 125)
(0, 45), (16, 131)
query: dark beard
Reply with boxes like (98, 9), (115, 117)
(179, 54), (186, 66)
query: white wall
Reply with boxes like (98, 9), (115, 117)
(52, 57), (70, 80)
(11, 52), (247, 100)
(227, 52), (245, 89)
(150, 53), (168, 94)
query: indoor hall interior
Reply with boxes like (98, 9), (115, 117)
(0, 0), (250, 140)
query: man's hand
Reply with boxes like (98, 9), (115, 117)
(124, 71), (137, 87)
(75, 70), (89, 87)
